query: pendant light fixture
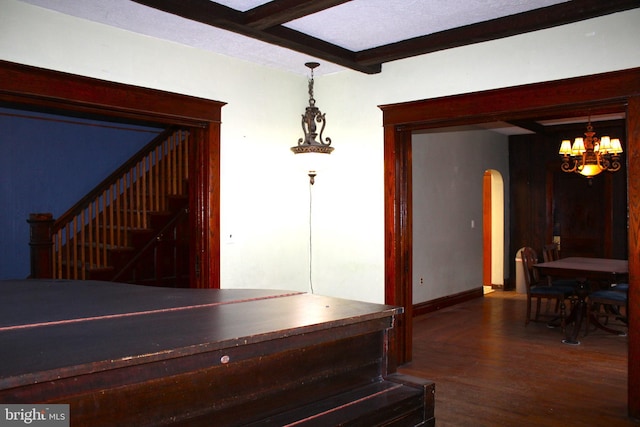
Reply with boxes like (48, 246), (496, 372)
(558, 119), (623, 178)
(291, 62), (334, 184)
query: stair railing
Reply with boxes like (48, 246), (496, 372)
(47, 127), (190, 280)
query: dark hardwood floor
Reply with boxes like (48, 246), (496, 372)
(398, 291), (637, 427)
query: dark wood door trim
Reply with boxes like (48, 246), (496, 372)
(380, 67), (640, 419)
(627, 94), (640, 419)
(383, 125), (413, 363)
(0, 60), (225, 289)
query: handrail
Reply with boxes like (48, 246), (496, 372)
(54, 128), (177, 228)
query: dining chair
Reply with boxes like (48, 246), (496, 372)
(541, 242), (580, 290)
(542, 243), (560, 262)
(520, 247), (574, 332)
(586, 284), (628, 336)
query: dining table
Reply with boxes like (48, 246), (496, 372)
(533, 257), (628, 345)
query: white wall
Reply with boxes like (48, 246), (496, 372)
(411, 130), (509, 303)
(2, 0), (639, 304)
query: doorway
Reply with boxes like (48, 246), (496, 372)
(380, 67), (639, 368)
(0, 61), (224, 289)
(483, 169), (504, 293)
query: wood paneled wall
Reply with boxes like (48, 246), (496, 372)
(508, 121), (628, 285)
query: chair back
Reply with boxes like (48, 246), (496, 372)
(520, 247), (542, 293)
(542, 243), (560, 262)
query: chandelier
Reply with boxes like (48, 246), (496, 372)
(558, 120), (623, 178)
(291, 62), (333, 184)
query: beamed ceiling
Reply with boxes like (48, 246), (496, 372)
(20, 0), (640, 75)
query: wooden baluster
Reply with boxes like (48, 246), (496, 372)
(56, 229), (63, 279)
(147, 153), (154, 214)
(88, 202), (93, 272)
(115, 178), (121, 248)
(95, 197), (101, 268)
(64, 224), (70, 278)
(102, 190), (108, 267)
(129, 169), (135, 231)
(134, 163), (141, 229)
(80, 209), (86, 280)
(141, 159), (147, 229)
(123, 173), (129, 241)
(72, 216), (78, 279)
(109, 184), (114, 251)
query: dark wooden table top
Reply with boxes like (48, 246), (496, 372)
(0, 279), (400, 389)
(534, 257), (628, 281)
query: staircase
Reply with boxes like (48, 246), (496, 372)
(30, 128), (192, 287)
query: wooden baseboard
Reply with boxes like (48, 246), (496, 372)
(413, 287), (483, 317)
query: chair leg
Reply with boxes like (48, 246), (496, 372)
(526, 296), (531, 325)
(535, 298), (542, 322)
(586, 301), (627, 336)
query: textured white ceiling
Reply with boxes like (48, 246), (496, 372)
(19, 0), (568, 75)
(282, 0), (568, 51)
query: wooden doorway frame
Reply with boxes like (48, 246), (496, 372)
(0, 60), (225, 289)
(380, 67), (640, 418)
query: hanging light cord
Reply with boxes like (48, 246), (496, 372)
(308, 178), (315, 294)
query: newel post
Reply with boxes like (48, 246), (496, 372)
(28, 213), (54, 278)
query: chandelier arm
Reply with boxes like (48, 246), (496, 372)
(298, 113), (308, 146)
(560, 157), (577, 173)
(316, 112), (331, 146)
(608, 157), (622, 172)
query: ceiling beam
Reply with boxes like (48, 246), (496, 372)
(505, 120), (549, 135)
(245, 0), (351, 30)
(132, 0), (379, 74)
(357, 0), (640, 66)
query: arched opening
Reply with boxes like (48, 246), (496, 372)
(483, 169), (504, 294)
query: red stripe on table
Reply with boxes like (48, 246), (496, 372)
(283, 384), (404, 426)
(0, 292), (303, 332)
